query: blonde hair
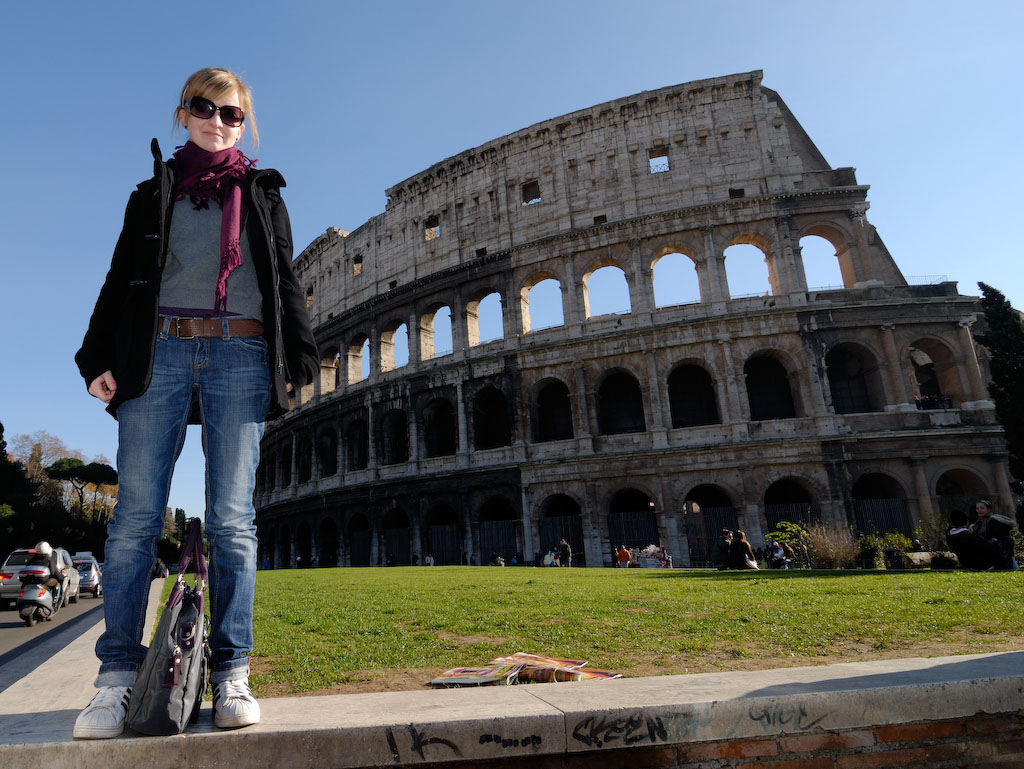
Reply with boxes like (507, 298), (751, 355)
(174, 67), (259, 150)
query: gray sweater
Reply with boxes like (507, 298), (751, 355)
(159, 201), (263, 320)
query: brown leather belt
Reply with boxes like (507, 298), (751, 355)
(162, 316), (264, 339)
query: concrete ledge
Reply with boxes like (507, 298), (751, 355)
(2, 646), (1022, 768)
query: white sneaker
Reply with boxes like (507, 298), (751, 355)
(213, 678), (260, 728)
(73, 686), (131, 739)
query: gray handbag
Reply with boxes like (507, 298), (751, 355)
(127, 518), (210, 735)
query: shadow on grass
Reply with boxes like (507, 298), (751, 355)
(651, 568), (961, 580)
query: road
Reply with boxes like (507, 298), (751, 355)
(0, 594), (104, 688)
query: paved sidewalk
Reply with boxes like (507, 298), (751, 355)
(1, 586), (1022, 769)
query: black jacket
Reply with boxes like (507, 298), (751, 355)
(76, 140), (319, 421)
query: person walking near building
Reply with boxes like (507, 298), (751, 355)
(73, 67), (318, 739)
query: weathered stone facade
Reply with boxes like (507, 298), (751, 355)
(256, 70), (1011, 569)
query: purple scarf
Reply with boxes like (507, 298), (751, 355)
(173, 141), (255, 313)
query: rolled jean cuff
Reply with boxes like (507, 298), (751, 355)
(210, 659), (250, 683)
(95, 668), (138, 688)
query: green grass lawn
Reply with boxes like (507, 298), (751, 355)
(242, 566), (1023, 697)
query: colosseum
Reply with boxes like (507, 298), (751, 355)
(255, 69), (1011, 569)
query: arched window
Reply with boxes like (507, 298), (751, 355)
(763, 479), (817, 530)
(668, 365), (720, 427)
(800, 234), (845, 291)
(653, 252), (700, 307)
(379, 409), (409, 465)
(280, 445), (292, 487)
(524, 278), (564, 332)
(598, 372), (646, 434)
(344, 419), (368, 471)
(584, 265), (631, 317)
(347, 514), (370, 566)
(296, 438), (313, 484)
(383, 509), (412, 566)
(537, 494), (584, 566)
(745, 356), (796, 420)
(266, 452), (277, 492)
(468, 292), (504, 346)
(318, 518), (339, 567)
(935, 469), (990, 517)
(478, 497), (521, 565)
(826, 344), (882, 414)
(432, 306), (453, 357)
(725, 241), (773, 298)
(380, 322), (409, 372)
(321, 347), (339, 394)
(317, 429), (338, 478)
(472, 387), (511, 449)
(536, 380), (573, 442)
(608, 489), (659, 550)
(423, 398), (457, 457)
(347, 334), (369, 384)
(683, 485), (738, 566)
(852, 474), (912, 536)
(909, 339), (961, 409)
(424, 506), (461, 565)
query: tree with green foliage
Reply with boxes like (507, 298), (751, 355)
(47, 458), (118, 515)
(973, 283), (1024, 479)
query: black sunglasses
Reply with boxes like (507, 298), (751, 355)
(184, 96), (245, 127)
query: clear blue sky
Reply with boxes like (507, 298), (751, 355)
(1, 0), (1021, 520)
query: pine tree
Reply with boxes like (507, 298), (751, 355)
(974, 283), (1024, 479)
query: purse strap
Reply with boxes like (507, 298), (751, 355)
(167, 518), (208, 608)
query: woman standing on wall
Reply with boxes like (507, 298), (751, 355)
(73, 67), (318, 739)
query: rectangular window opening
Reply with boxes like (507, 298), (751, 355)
(476, 247), (488, 258)
(353, 254), (363, 276)
(388, 280), (398, 290)
(521, 180), (542, 206)
(424, 215), (440, 241)
(648, 149), (670, 174)
(305, 286), (314, 309)
(593, 215), (607, 225)
(729, 188), (746, 199)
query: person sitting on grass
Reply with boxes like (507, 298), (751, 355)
(947, 509), (1003, 570)
(728, 530), (759, 570)
(971, 500), (1019, 570)
(710, 529), (732, 570)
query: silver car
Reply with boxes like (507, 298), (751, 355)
(73, 553), (103, 597)
(1, 547), (81, 609)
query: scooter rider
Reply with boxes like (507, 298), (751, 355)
(26, 542), (65, 605)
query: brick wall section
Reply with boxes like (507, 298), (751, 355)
(414, 712), (1024, 769)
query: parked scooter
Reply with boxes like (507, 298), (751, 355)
(18, 563), (60, 626)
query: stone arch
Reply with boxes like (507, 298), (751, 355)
(667, 362), (720, 427)
(825, 342), (885, 414)
(763, 477), (819, 530)
(379, 409), (409, 465)
(582, 257), (631, 318)
(420, 303), (454, 360)
(347, 333), (370, 384)
(296, 436), (313, 484)
(597, 369), (646, 434)
(467, 289), (504, 347)
(347, 514), (371, 567)
(344, 418), (369, 471)
(851, 472), (913, 535)
(265, 451), (277, 492)
(799, 222), (857, 289)
(537, 493), (585, 566)
(935, 467), (990, 517)
(318, 517), (339, 567)
(907, 337), (964, 408)
(321, 346), (340, 394)
(472, 386), (512, 449)
(724, 231), (777, 298)
(651, 246), (701, 307)
(280, 443), (293, 487)
(277, 524), (292, 568)
(317, 427), (338, 478)
(424, 505), (462, 565)
(383, 508), (412, 566)
(533, 377), (574, 442)
(422, 397), (457, 457)
(520, 271), (565, 333)
(296, 520), (313, 567)
(608, 487), (659, 551)
(683, 484), (740, 566)
(744, 353), (797, 420)
(380, 318), (409, 373)
(477, 496), (521, 565)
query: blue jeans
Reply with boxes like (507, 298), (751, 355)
(95, 321), (270, 687)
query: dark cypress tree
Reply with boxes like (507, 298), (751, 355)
(974, 283), (1024, 479)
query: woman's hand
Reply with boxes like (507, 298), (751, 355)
(88, 371), (117, 403)
(286, 382), (294, 393)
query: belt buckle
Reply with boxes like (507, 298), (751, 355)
(176, 319), (195, 340)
